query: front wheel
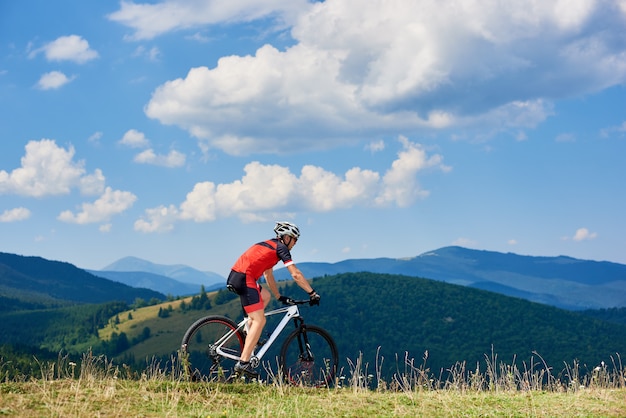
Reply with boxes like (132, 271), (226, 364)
(279, 325), (338, 387)
(180, 316), (244, 382)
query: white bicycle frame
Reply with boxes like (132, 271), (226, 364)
(215, 304), (302, 366)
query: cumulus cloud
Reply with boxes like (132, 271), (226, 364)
(58, 187), (137, 224)
(119, 129), (186, 167)
(135, 137), (449, 232)
(134, 205), (179, 232)
(30, 35), (99, 63)
(376, 136), (451, 206)
(108, 0), (626, 155)
(36, 71), (75, 90)
(119, 129), (150, 148)
(134, 149), (186, 167)
(0, 207), (31, 222)
(572, 227), (598, 241)
(0, 140), (135, 225)
(0, 139), (104, 197)
(108, 0), (311, 40)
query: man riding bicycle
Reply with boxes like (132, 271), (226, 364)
(226, 221), (321, 376)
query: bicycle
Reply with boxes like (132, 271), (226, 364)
(180, 299), (338, 387)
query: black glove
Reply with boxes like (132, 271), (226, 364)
(308, 289), (321, 306)
(279, 295), (295, 305)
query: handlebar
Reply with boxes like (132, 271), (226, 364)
(281, 299), (316, 306)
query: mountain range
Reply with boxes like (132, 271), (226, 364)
(2, 246), (625, 311)
(2, 248), (626, 377)
(92, 246), (626, 310)
(0, 252), (164, 307)
(88, 256), (225, 296)
(272, 246), (626, 310)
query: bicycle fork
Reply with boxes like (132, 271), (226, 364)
(292, 317), (315, 362)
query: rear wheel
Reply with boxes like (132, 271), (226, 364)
(279, 325), (338, 387)
(180, 316), (244, 382)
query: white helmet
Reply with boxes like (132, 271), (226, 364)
(274, 221), (300, 239)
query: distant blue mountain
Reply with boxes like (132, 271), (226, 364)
(95, 256), (225, 296)
(0, 252), (165, 305)
(87, 270), (207, 297)
(92, 247), (626, 310)
(273, 246), (626, 310)
(102, 256), (224, 285)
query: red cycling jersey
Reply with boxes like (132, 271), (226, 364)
(231, 238), (294, 284)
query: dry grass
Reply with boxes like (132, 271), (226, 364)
(1, 350), (625, 417)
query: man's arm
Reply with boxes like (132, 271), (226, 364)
(286, 264), (314, 294)
(263, 268), (281, 299)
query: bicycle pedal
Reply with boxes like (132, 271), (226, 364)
(236, 370), (259, 380)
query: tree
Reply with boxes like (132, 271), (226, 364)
(141, 326), (151, 340)
(214, 288), (237, 305)
(133, 298), (147, 309)
(158, 307), (170, 318)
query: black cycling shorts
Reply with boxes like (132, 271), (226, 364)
(227, 270), (264, 313)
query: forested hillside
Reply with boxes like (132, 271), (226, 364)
(285, 273), (626, 375)
(274, 247), (626, 310)
(2, 272), (625, 380)
(581, 307), (626, 326)
(0, 252), (165, 305)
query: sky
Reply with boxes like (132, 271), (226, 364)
(1, 0), (625, 277)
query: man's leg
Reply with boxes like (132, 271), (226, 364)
(240, 287), (271, 362)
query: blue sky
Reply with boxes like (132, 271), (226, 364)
(1, 0), (625, 276)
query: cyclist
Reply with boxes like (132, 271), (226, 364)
(226, 221), (321, 377)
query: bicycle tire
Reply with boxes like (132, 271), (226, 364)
(180, 315), (244, 382)
(279, 324), (338, 387)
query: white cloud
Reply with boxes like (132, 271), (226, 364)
(79, 168), (106, 195)
(31, 35), (99, 63)
(108, 0), (311, 41)
(132, 45), (161, 61)
(58, 187), (137, 224)
(136, 137), (449, 231)
(134, 204), (179, 233)
(0, 207), (31, 222)
(119, 129), (185, 167)
(600, 121), (626, 138)
(376, 136), (451, 207)
(134, 0), (626, 154)
(133, 149), (186, 167)
(572, 227), (598, 241)
(0, 139), (102, 197)
(87, 131), (103, 144)
(119, 129), (150, 148)
(365, 140), (385, 153)
(36, 71), (75, 90)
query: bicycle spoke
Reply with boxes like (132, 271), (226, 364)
(180, 316), (244, 382)
(280, 325), (338, 387)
